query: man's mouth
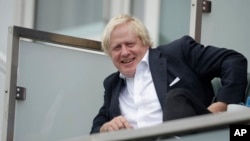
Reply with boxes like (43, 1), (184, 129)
(121, 58), (135, 64)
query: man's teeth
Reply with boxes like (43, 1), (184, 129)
(123, 58), (133, 63)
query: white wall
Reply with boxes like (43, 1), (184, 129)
(0, 0), (35, 139)
(0, 0), (16, 139)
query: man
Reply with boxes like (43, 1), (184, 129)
(90, 14), (247, 134)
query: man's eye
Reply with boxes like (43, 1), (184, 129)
(113, 46), (121, 51)
(127, 43), (135, 47)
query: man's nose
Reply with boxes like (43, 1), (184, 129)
(121, 46), (129, 56)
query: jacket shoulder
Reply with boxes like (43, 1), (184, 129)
(103, 72), (120, 88)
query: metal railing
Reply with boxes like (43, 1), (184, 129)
(2, 26), (102, 141)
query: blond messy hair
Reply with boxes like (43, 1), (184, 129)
(101, 14), (153, 56)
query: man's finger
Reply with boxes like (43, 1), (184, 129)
(119, 116), (133, 129)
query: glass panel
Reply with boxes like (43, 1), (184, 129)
(131, 0), (145, 21)
(201, 0), (250, 71)
(159, 0), (191, 44)
(15, 40), (116, 141)
(35, 0), (104, 40)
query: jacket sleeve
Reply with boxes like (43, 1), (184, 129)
(181, 35), (248, 103)
(90, 72), (120, 134)
(90, 78), (112, 134)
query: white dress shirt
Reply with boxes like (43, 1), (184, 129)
(119, 50), (163, 129)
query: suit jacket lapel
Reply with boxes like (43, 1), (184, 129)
(110, 76), (124, 117)
(149, 48), (168, 109)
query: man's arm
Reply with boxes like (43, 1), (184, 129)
(183, 35), (248, 104)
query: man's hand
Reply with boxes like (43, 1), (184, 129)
(100, 116), (133, 132)
(207, 101), (228, 113)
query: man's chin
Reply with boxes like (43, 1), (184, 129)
(122, 71), (135, 78)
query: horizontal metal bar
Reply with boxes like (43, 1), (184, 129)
(13, 26), (102, 52)
(66, 108), (250, 141)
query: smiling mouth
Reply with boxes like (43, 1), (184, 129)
(121, 58), (135, 64)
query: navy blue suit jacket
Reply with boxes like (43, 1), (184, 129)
(90, 35), (247, 134)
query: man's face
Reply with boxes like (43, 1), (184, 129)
(109, 23), (149, 78)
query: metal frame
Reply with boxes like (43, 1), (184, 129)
(189, 0), (212, 43)
(2, 26), (102, 141)
(65, 109), (250, 141)
(189, 0), (203, 42)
